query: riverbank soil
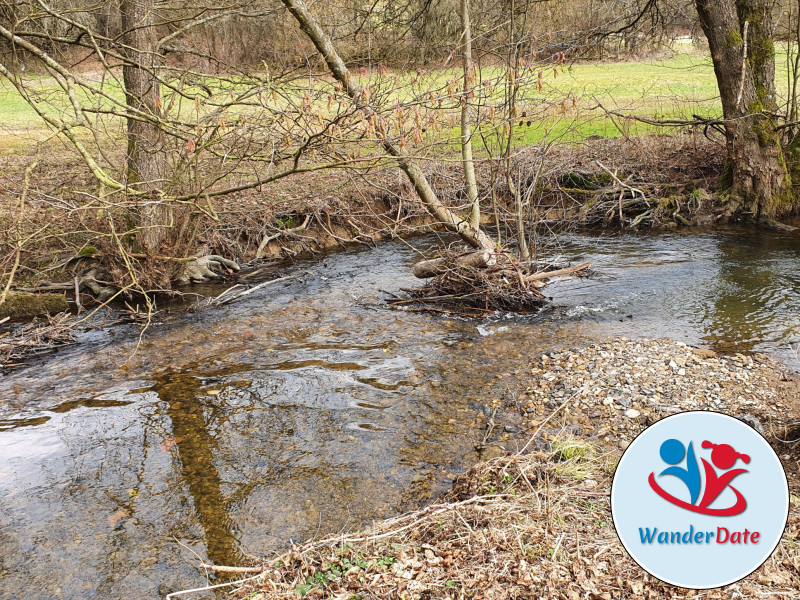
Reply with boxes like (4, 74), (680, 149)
(0, 133), (722, 301)
(223, 338), (800, 600)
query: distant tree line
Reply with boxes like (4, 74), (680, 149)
(0, 0), (737, 73)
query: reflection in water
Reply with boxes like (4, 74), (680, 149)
(546, 227), (800, 361)
(155, 373), (241, 570)
(700, 234), (800, 354)
(0, 227), (799, 599)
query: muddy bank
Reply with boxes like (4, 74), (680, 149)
(222, 337), (800, 600)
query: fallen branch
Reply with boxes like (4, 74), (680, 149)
(524, 261), (591, 283)
(206, 271), (311, 306)
(0, 312), (76, 368)
(413, 250), (497, 278)
(198, 563), (265, 574)
(594, 160), (649, 223)
(165, 573), (264, 599)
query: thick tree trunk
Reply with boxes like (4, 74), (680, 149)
(696, 0), (797, 219)
(120, 0), (169, 254)
(279, 0), (497, 252)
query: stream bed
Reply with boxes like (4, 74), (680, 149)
(1, 226), (799, 599)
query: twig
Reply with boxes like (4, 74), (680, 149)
(207, 271), (311, 306)
(197, 564), (265, 574)
(594, 160), (649, 215)
(74, 276), (81, 310)
(165, 572), (264, 599)
(256, 214), (312, 259)
(524, 262), (591, 283)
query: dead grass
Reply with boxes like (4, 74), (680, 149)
(170, 430), (800, 600)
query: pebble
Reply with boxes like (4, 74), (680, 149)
(521, 338), (789, 440)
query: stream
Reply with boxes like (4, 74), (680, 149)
(1, 226), (799, 599)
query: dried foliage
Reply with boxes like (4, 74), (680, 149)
(0, 312), (76, 368)
(216, 440), (800, 600)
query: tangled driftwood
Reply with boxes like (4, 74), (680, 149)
(391, 250), (591, 316)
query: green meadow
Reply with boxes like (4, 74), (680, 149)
(1, 46), (795, 155)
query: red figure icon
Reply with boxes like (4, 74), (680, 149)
(698, 441), (749, 511)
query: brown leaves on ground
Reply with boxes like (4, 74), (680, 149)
(226, 447), (800, 600)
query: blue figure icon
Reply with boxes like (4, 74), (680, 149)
(658, 438), (701, 505)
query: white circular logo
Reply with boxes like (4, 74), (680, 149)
(611, 411), (789, 589)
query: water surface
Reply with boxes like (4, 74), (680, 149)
(0, 226), (798, 599)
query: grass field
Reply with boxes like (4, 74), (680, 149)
(0, 46), (794, 157)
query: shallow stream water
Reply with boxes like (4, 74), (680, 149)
(1, 226), (799, 599)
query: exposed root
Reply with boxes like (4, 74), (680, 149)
(758, 216), (798, 232)
(176, 255), (241, 284)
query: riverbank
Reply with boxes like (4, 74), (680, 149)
(1, 130), (730, 367)
(215, 338), (800, 600)
(0, 132), (723, 317)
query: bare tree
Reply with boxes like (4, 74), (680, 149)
(459, 0), (480, 229)
(120, 0), (169, 255)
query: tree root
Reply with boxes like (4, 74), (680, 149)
(256, 214), (312, 258)
(758, 216), (798, 232)
(176, 255), (241, 284)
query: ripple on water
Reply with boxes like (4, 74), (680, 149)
(1, 227), (800, 598)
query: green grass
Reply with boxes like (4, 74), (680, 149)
(0, 79), (47, 129)
(1, 45), (797, 158)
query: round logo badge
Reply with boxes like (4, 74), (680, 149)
(611, 411), (789, 589)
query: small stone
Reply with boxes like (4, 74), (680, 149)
(624, 408), (641, 419)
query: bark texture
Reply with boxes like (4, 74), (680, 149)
(696, 0), (797, 219)
(413, 250), (496, 278)
(121, 0), (169, 254)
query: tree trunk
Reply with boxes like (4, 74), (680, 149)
(279, 0), (497, 252)
(120, 0), (169, 255)
(458, 0), (480, 229)
(696, 0), (797, 219)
